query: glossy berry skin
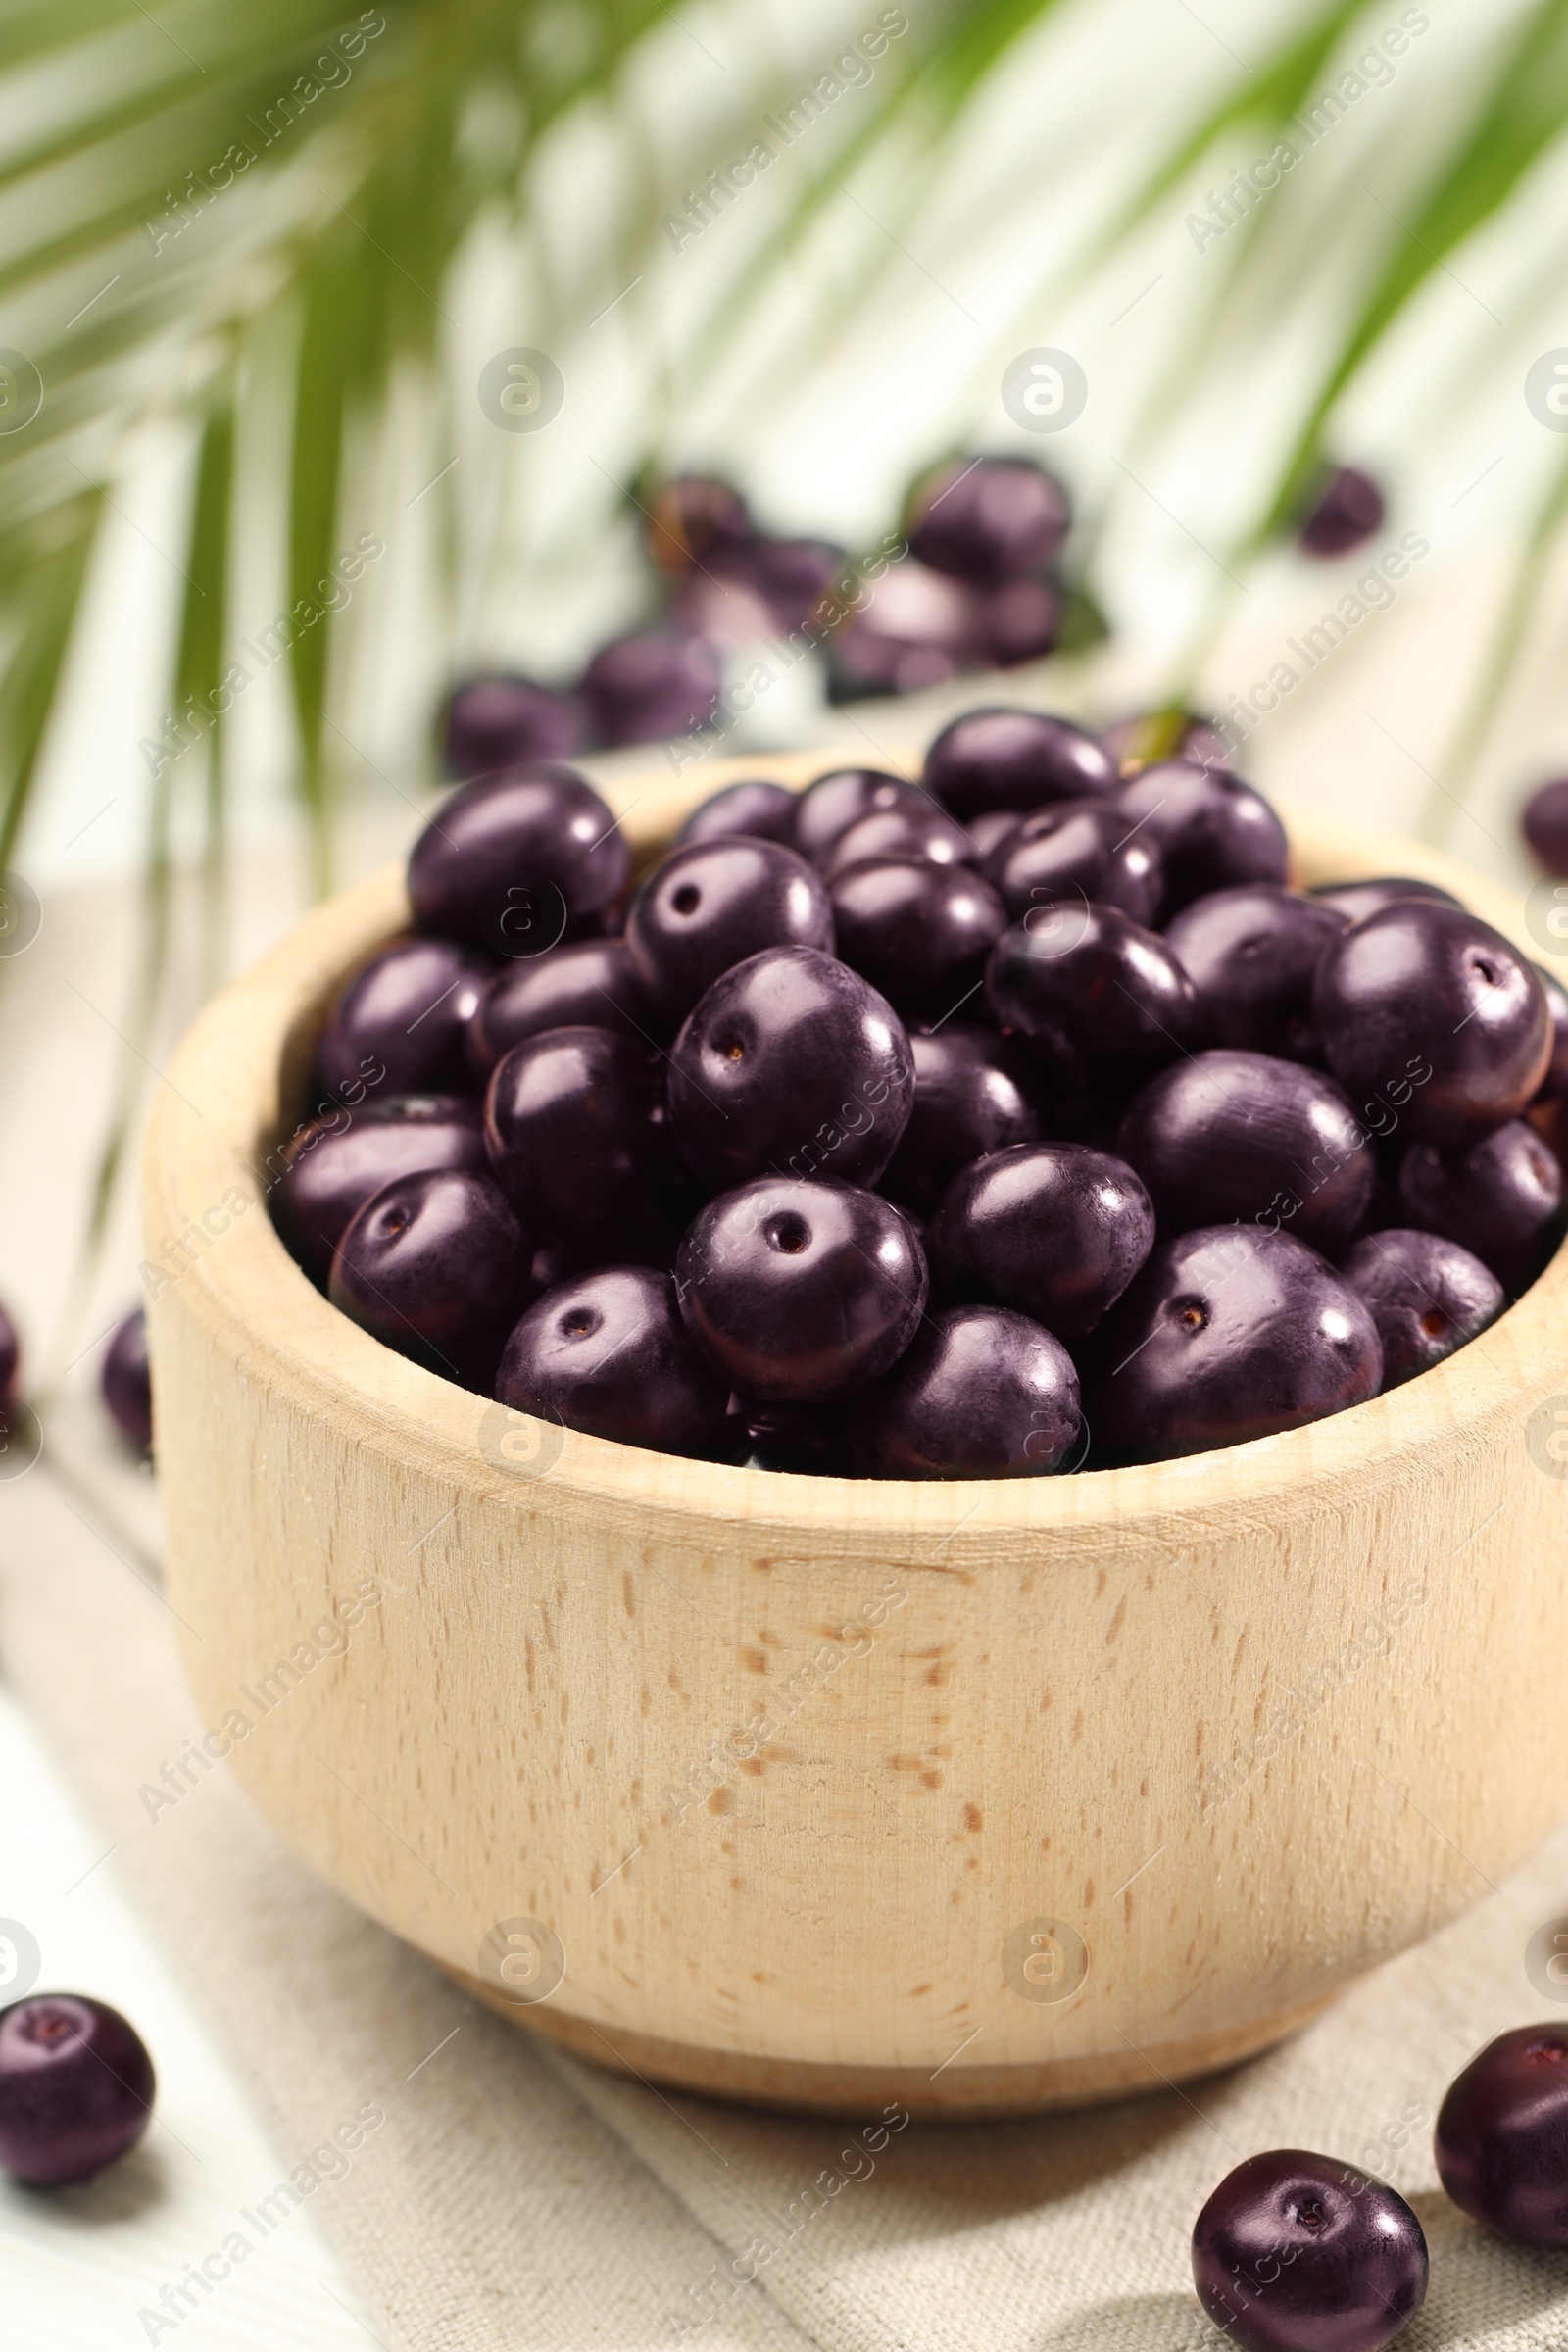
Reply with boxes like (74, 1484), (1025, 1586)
(0, 1301), (17, 1418)
(1119, 1051), (1376, 1251)
(927, 1143), (1154, 1339)
(578, 630), (721, 748)
(851, 1305), (1079, 1478)
(880, 1027), (1041, 1212)
(824, 803), (976, 876)
(485, 1027), (677, 1247)
(496, 1267), (729, 1454)
(1435, 2024), (1568, 2245)
(828, 559), (978, 697)
(906, 455), (1069, 585)
(0, 1995), (156, 2186)
(986, 905), (1197, 1091)
(966, 809), (1024, 864)
(985, 799), (1162, 927)
(676, 1178), (926, 1402)
(625, 837), (833, 1019)
(409, 766), (629, 950)
(828, 858), (1005, 1020)
(791, 768), (931, 868)
(1340, 1229), (1502, 1388)
(666, 947), (913, 1190)
(1397, 1119), (1563, 1290)
(1164, 886), (1347, 1058)
(102, 1307), (153, 1452)
(1192, 2148), (1427, 2352)
(730, 1396), (849, 1475)
(274, 1096), (487, 1284)
(1087, 1227), (1382, 1464)
(924, 708), (1119, 820)
(1522, 777), (1568, 877)
(442, 674), (581, 775)
(467, 939), (659, 1076)
(317, 937), (494, 1101)
(1115, 761), (1288, 915)
(1299, 465), (1387, 558)
(1307, 876), (1458, 925)
(1533, 963), (1568, 1100)
(676, 777), (798, 849)
(1312, 903), (1550, 1146)
(330, 1170), (529, 1392)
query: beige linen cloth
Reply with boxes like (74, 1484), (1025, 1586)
(4, 1438), (1568, 2352)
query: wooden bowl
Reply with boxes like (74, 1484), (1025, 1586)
(143, 753), (1568, 2118)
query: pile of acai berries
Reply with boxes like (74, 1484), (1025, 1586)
(273, 707), (1565, 1478)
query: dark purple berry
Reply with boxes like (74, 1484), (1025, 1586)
(986, 904), (1197, 1090)
(851, 1304), (1079, 1477)
(408, 766), (629, 949)
(965, 809), (1024, 864)
(676, 778), (799, 849)
(924, 708), (1118, 820)
(579, 631), (721, 748)
(1522, 777), (1568, 877)
(329, 1169), (530, 1391)
(1436, 2024), (1568, 2245)
(497, 1267), (729, 1454)
(1340, 1229), (1502, 1388)
(1307, 876), (1459, 924)
(484, 1027), (677, 1248)
(712, 534), (842, 633)
(791, 768), (930, 868)
(1192, 2147), (1427, 2352)
(730, 1395), (849, 1475)
(625, 838), (833, 1019)
(317, 937), (493, 1101)
(1312, 903), (1550, 1145)
(906, 455), (1068, 585)
(102, 1307), (152, 1453)
(0, 1995), (156, 2187)
(1299, 465), (1387, 558)
(442, 674), (581, 775)
(977, 576), (1061, 666)
(1534, 962), (1568, 1100)
(1118, 1051), (1376, 1250)
(0, 1303), (19, 1419)
(828, 858), (1005, 1020)
(824, 803), (976, 876)
(880, 1027), (1041, 1212)
(676, 1178), (926, 1402)
(927, 1142), (1154, 1338)
(467, 939), (660, 1077)
(1115, 761), (1288, 914)
(985, 799), (1162, 926)
(273, 1096), (487, 1285)
(666, 947), (913, 1190)
(1087, 1227), (1382, 1463)
(1164, 886), (1347, 1058)
(828, 561), (978, 697)
(1397, 1119), (1562, 1289)
(644, 475), (752, 573)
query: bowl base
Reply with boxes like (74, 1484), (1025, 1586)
(443, 1971), (1346, 2118)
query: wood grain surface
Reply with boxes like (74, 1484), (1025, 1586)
(142, 751), (1568, 2115)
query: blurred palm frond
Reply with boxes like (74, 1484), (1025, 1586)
(0, 0), (1564, 1044)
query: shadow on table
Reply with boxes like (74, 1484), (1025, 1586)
(2, 2137), (168, 2225)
